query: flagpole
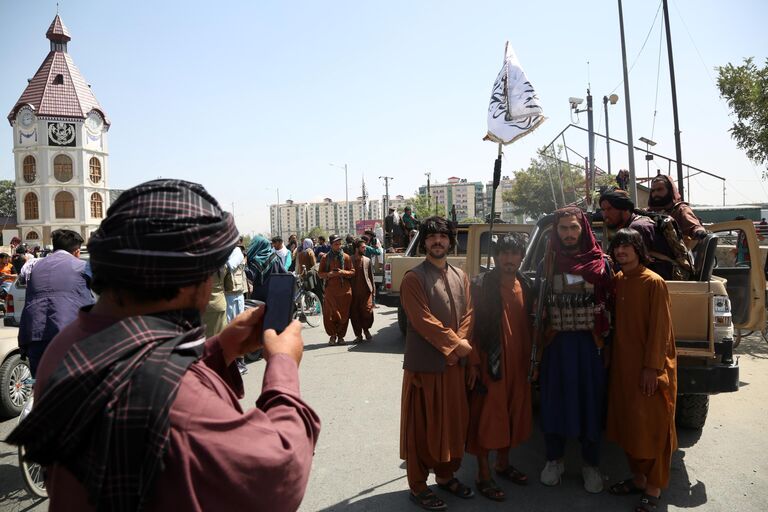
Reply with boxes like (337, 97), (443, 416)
(486, 142), (502, 269)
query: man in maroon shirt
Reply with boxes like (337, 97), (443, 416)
(8, 179), (321, 512)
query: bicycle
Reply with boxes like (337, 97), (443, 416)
(17, 376), (47, 499)
(293, 270), (322, 328)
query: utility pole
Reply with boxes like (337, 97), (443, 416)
(330, 163), (351, 234)
(618, 0), (638, 203)
(379, 175), (393, 214)
(662, 0), (685, 201)
(586, 89), (596, 208)
(425, 171), (431, 211)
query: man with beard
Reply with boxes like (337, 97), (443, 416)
(8, 179), (320, 511)
(647, 175), (706, 248)
(466, 233), (533, 502)
(538, 208), (613, 494)
(607, 228), (677, 512)
(318, 234), (354, 345)
(599, 189), (679, 280)
(350, 238), (375, 342)
(400, 216), (475, 510)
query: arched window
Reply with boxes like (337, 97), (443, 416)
(90, 192), (103, 218)
(89, 157), (102, 183)
(54, 191), (75, 219)
(23, 155), (36, 183)
(53, 154), (73, 182)
(24, 192), (39, 220)
(25, 231), (39, 241)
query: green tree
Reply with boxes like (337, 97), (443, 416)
(717, 58), (768, 178)
(0, 180), (15, 218)
(305, 226), (328, 241)
(503, 148), (615, 218)
(459, 217), (484, 224)
(407, 193), (446, 220)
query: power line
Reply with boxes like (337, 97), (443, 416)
(610, 0), (663, 94)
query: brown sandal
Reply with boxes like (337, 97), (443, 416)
(495, 465), (528, 485)
(476, 479), (505, 501)
(409, 489), (447, 511)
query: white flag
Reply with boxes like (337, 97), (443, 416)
(484, 42), (546, 144)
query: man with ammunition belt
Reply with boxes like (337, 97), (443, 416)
(535, 207), (613, 493)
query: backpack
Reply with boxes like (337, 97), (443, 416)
(639, 210), (694, 280)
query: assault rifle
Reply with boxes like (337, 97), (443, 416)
(529, 241), (556, 382)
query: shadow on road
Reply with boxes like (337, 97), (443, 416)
(735, 332), (768, 359)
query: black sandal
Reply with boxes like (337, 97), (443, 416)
(609, 478), (645, 495)
(409, 489), (447, 511)
(635, 493), (660, 512)
(495, 465), (528, 485)
(476, 479), (505, 501)
(437, 477), (475, 499)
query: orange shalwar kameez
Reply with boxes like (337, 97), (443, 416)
(467, 273), (533, 454)
(607, 265), (677, 488)
(399, 268), (473, 494)
(318, 252), (354, 339)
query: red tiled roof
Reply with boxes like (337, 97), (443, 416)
(7, 15), (108, 125)
(46, 15), (71, 42)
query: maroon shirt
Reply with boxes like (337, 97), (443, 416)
(36, 309), (321, 512)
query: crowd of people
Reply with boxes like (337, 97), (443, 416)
(400, 212), (677, 512)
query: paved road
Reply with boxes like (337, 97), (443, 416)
(1, 309), (767, 511)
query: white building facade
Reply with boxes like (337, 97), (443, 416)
(7, 15), (110, 246)
(270, 198), (382, 239)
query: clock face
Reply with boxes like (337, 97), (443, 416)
(18, 108), (35, 129)
(85, 112), (103, 133)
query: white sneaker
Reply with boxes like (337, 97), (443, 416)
(540, 460), (565, 486)
(582, 465), (604, 493)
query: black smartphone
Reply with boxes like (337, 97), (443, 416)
(263, 273), (296, 334)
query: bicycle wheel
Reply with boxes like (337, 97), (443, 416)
(300, 291), (322, 328)
(19, 445), (47, 498)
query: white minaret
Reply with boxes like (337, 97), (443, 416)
(7, 14), (110, 247)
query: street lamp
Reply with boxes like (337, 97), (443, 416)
(603, 94), (619, 174)
(639, 136), (657, 179)
(329, 163), (350, 234)
(570, 91), (596, 211)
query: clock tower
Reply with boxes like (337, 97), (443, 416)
(7, 14), (110, 246)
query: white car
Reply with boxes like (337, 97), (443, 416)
(4, 277), (26, 327)
(0, 333), (31, 418)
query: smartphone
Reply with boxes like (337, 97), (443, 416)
(263, 273), (296, 334)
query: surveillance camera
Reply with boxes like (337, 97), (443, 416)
(569, 97), (584, 106)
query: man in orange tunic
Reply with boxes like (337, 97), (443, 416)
(467, 233), (533, 501)
(400, 216), (475, 511)
(318, 234), (354, 345)
(606, 228), (677, 512)
(350, 238), (375, 342)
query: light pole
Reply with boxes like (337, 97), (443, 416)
(639, 136), (657, 179)
(603, 94), (619, 174)
(570, 90), (596, 211)
(618, 0), (638, 203)
(330, 163), (350, 234)
(425, 171), (431, 211)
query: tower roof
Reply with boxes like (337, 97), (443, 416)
(7, 15), (108, 126)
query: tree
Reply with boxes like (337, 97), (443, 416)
(406, 193), (446, 220)
(459, 217), (484, 224)
(503, 148), (615, 218)
(305, 226), (328, 241)
(0, 180), (15, 218)
(717, 58), (768, 179)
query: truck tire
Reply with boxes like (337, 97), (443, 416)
(397, 304), (408, 336)
(675, 394), (709, 430)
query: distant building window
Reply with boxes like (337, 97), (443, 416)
(23, 155), (36, 183)
(26, 230), (39, 240)
(53, 154), (73, 182)
(24, 192), (39, 220)
(54, 191), (75, 218)
(89, 157), (102, 183)
(90, 192), (103, 218)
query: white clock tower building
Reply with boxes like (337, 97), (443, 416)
(7, 14), (110, 246)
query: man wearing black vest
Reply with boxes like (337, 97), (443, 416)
(399, 216), (475, 510)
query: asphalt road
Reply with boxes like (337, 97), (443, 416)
(1, 309), (767, 511)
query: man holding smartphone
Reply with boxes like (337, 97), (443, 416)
(9, 179), (321, 512)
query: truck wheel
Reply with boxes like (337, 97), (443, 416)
(675, 394), (709, 430)
(397, 304), (408, 336)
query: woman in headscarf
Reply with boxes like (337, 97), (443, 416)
(247, 235), (287, 302)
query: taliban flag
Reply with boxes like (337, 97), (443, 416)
(484, 42), (546, 144)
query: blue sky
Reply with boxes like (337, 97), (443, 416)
(1, 0), (766, 234)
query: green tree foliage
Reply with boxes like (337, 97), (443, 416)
(406, 194), (446, 220)
(717, 58), (768, 178)
(459, 217), (484, 224)
(502, 149), (615, 218)
(0, 180), (16, 218)
(305, 226), (328, 241)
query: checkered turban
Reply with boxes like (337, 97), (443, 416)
(87, 179), (239, 288)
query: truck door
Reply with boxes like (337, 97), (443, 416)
(709, 220), (766, 330)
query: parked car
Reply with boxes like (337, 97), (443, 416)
(0, 333), (31, 418)
(4, 277), (26, 327)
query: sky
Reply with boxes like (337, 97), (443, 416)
(1, 0), (766, 234)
